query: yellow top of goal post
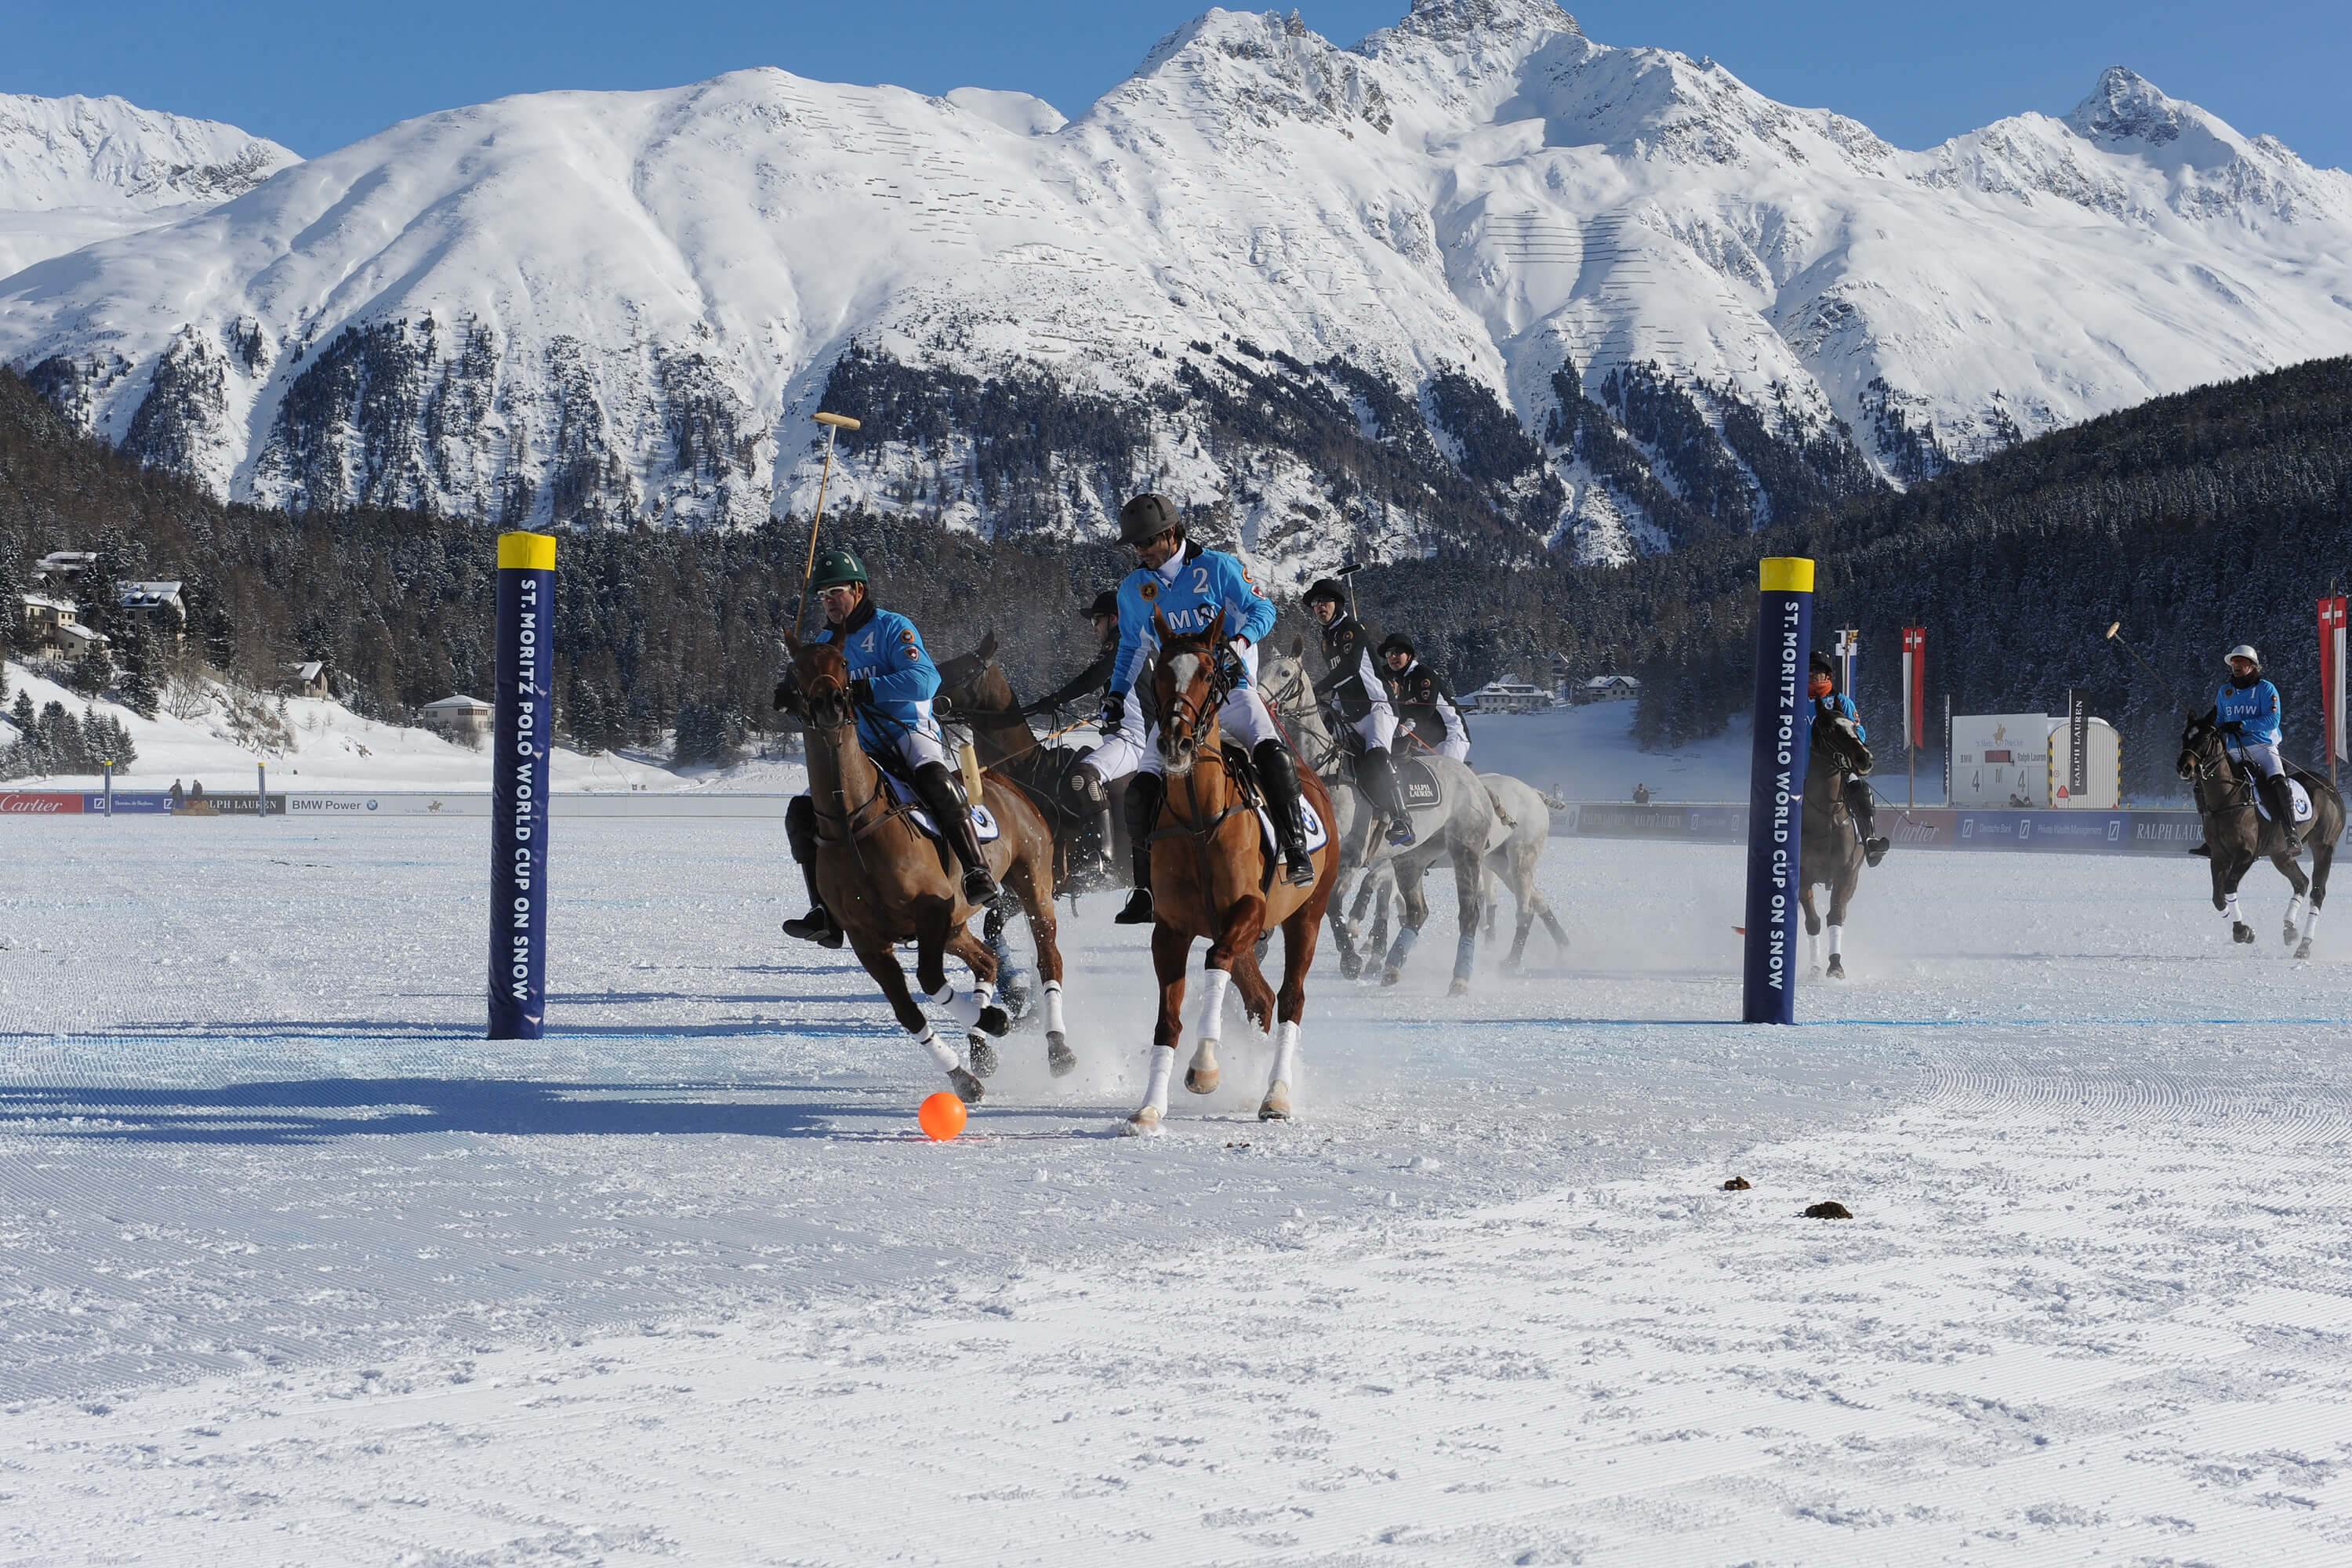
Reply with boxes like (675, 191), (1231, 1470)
(1758, 557), (1814, 593)
(497, 532), (557, 571)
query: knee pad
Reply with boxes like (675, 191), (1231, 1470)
(1065, 763), (1107, 811)
(786, 795), (818, 862)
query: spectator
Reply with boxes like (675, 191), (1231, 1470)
(1633, 782), (1650, 805)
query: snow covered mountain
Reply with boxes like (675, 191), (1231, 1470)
(4, 0), (2350, 574)
(0, 93), (298, 280)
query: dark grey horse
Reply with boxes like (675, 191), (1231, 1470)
(2178, 714), (2340, 956)
(1798, 713), (1872, 980)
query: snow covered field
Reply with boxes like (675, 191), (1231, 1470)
(3, 815), (2348, 1565)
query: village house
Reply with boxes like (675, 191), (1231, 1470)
(419, 695), (493, 742)
(18, 593), (107, 662)
(1461, 672), (1555, 714)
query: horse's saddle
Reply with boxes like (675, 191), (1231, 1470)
(879, 771), (1003, 843)
(2252, 773), (2315, 825)
(1214, 742), (1329, 865)
(1394, 757), (1443, 811)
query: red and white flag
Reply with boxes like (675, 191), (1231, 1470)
(1901, 627), (1927, 751)
(2322, 597), (2348, 769)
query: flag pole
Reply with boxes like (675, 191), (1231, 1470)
(797, 412), (862, 637)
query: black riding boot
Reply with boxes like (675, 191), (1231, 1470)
(1254, 741), (1318, 887)
(2262, 773), (2304, 848)
(779, 794), (844, 947)
(915, 761), (997, 904)
(1846, 779), (1889, 868)
(1116, 771), (1165, 924)
(1360, 745), (1416, 848)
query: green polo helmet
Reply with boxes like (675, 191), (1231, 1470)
(809, 549), (869, 592)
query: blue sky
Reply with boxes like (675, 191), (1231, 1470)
(6, 1), (2345, 169)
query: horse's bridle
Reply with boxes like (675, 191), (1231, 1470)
(1157, 638), (1236, 768)
(2180, 724), (2255, 813)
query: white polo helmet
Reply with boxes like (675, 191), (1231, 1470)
(2225, 644), (2260, 668)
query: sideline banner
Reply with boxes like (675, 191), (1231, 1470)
(0, 790), (84, 815)
(1742, 557), (1813, 1025)
(488, 531), (556, 1041)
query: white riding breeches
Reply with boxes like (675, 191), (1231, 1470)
(1135, 684), (1282, 777)
(2227, 740), (2286, 780)
(1437, 736), (1471, 764)
(1086, 722), (1148, 782)
(1353, 707), (1398, 754)
(882, 724), (952, 775)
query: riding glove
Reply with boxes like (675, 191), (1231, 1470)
(848, 677), (873, 705)
(1100, 691), (1125, 731)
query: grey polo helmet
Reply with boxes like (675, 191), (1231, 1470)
(2225, 644), (2261, 670)
(1118, 493), (1183, 548)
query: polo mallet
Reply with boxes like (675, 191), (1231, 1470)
(796, 411), (862, 635)
(1336, 558), (1363, 620)
(2105, 621), (2188, 714)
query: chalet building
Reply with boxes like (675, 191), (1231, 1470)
(115, 581), (186, 639)
(420, 695), (493, 742)
(284, 661), (332, 699)
(1574, 674), (1642, 705)
(18, 593), (107, 662)
(1461, 673), (1554, 714)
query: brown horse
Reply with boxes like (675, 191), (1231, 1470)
(779, 633), (1073, 1104)
(1128, 611), (1339, 1132)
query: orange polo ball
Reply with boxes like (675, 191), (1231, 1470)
(918, 1091), (968, 1142)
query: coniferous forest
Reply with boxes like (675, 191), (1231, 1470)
(3, 356), (2347, 798)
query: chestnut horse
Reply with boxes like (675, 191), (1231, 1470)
(1128, 611), (1339, 1132)
(779, 634), (1073, 1105)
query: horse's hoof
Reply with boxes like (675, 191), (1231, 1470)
(1258, 1083), (1292, 1120)
(2284, 925), (2299, 948)
(967, 1036), (1000, 1079)
(1381, 967), (1402, 988)
(1124, 1105), (1163, 1135)
(1447, 976), (1469, 997)
(949, 1067), (985, 1105)
(1827, 956), (1847, 980)
(2296, 940), (2314, 960)
(2233, 923), (2256, 945)
(1047, 1033), (1076, 1076)
(1339, 954), (1363, 981)
(977, 1003), (1011, 1037)
(1185, 1065), (1221, 1095)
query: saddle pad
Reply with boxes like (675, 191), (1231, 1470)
(2253, 777), (2314, 825)
(1257, 797), (1330, 860)
(1394, 757), (1443, 811)
(880, 771), (1004, 843)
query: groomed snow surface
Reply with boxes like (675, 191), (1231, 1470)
(3, 816), (2348, 1565)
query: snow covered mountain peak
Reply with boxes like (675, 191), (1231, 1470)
(2, 5), (2350, 570)
(0, 93), (296, 212)
(0, 93), (298, 279)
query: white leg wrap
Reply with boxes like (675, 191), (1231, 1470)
(1271, 1020), (1300, 1087)
(1809, 929), (1821, 967)
(912, 1023), (959, 1073)
(2305, 907), (2323, 942)
(1142, 1044), (1176, 1116)
(2224, 895), (2244, 924)
(1194, 967), (1232, 1046)
(2288, 893), (2306, 924)
(1827, 924), (1843, 959)
(1044, 980), (1066, 1037)
(931, 981), (992, 1031)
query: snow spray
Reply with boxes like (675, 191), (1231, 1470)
(488, 531), (557, 1040)
(1742, 557), (1813, 1024)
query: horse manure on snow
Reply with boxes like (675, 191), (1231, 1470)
(1803, 1200), (1853, 1219)
(1722, 1176), (1751, 1191)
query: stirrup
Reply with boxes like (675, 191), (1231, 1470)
(1385, 815), (1417, 847)
(1864, 837), (1889, 869)
(2187, 841), (2212, 858)
(961, 864), (999, 903)
(782, 909), (844, 949)
(1113, 887), (1155, 924)
(1283, 845), (1316, 887)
